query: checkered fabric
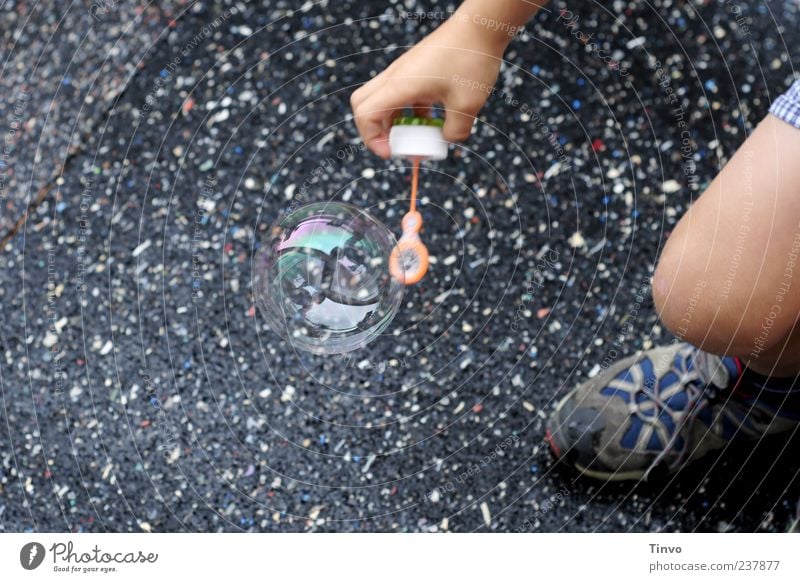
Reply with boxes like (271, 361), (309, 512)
(770, 79), (800, 128)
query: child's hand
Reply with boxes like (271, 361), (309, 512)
(350, 16), (506, 159)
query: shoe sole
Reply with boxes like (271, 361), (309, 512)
(546, 388), (649, 482)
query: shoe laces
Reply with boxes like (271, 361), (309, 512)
(639, 348), (729, 479)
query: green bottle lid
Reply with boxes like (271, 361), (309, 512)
(392, 116), (445, 128)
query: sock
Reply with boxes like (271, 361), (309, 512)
(733, 358), (800, 415)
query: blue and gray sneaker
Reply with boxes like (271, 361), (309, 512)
(545, 343), (800, 481)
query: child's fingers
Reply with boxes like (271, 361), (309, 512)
(352, 105), (397, 159)
(350, 58), (406, 112)
(350, 66), (393, 109)
(353, 113), (393, 159)
(353, 87), (420, 159)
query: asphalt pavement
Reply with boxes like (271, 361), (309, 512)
(1, 0), (799, 532)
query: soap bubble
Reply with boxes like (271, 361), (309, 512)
(254, 202), (404, 355)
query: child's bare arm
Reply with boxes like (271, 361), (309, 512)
(351, 1), (548, 158)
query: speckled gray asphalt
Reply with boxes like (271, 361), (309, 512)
(2, 0), (800, 532)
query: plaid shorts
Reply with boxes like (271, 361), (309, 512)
(770, 79), (800, 128)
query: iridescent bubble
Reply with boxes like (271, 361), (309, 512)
(254, 202), (404, 354)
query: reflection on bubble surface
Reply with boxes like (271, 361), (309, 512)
(254, 202), (404, 354)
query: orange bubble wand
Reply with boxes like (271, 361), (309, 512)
(389, 157), (429, 285)
(387, 116), (447, 285)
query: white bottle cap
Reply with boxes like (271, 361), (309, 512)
(389, 117), (448, 160)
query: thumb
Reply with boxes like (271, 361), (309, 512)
(442, 104), (478, 143)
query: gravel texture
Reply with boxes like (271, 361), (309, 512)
(1, 0), (800, 532)
(0, 0), (183, 233)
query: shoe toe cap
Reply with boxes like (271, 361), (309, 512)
(549, 392), (609, 467)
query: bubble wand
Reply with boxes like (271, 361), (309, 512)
(387, 117), (447, 285)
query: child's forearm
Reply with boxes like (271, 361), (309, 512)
(453, 0), (549, 49)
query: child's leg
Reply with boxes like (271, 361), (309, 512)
(653, 113), (800, 377)
(545, 106), (800, 481)
(741, 326), (800, 378)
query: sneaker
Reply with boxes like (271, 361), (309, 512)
(545, 343), (800, 481)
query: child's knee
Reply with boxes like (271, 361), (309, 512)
(653, 252), (717, 348)
(653, 244), (794, 356)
